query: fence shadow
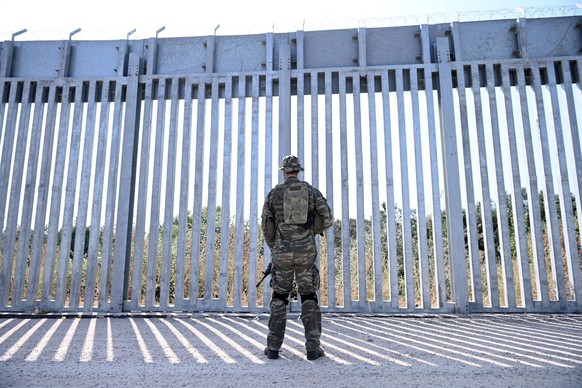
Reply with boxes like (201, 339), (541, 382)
(1, 314), (581, 386)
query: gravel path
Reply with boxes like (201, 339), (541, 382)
(1, 313), (581, 387)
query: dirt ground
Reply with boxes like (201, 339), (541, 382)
(1, 313), (581, 388)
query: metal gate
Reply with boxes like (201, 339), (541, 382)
(0, 15), (581, 314)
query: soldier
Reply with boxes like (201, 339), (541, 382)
(260, 155), (333, 361)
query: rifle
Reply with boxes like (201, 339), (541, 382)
(256, 262), (272, 288)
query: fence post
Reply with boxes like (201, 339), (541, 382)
(278, 42), (291, 162)
(0, 41), (15, 77)
(435, 37), (469, 313)
(110, 52), (142, 312)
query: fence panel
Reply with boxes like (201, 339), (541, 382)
(0, 15), (581, 314)
(452, 58), (582, 313)
(0, 77), (128, 312)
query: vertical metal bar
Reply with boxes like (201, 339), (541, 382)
(146, 37), (158, 76)
(278, 43), (291, 161)
(0, 41), (15, 77)
(561, 59), (582, 308)
(261, 73), (274, 309)
(420, 24), (431, 64)
(352, 72), (367, 308)
(160, 78), (180, 309)
(23, 84), (47, 305)
(145, 78), (166, 308)
(55, 80), (85, 308)
(233, 76), (246, 309)
(296, 71), (304, 164)
(450, 22), (463, 62)
(113, 53), (143, 312)
(531, 62), (566, 308)
(56, 40), (72, 78)
(7, 81), (32, 307)
(0, 81), (6, 168)
(98, 79), (124, 310)
(307, 70), (318, 312)
(189, 81), (207, 309)
(324, 70), (336, 309)
(310, 72), (319, 187)
(205, 35), (215, 74)
(296, 31), (304, 70)
(410, 68), (431, 309)
(84, 80), (112, 310)
(547, 61), (577, 310)
(366, 71), (384, 309)
(499, 63), (532, 309)
(423, 65), (446, 308)
(515, 63), (547, 306)
(265, 32), (274, 71)
(70, 80), (98, 309)
(203, 78), (220, 302)
(454, 63), (482, 308)
(40, 83), (69, 306)
(470, 63), (499, 309)
(175, 79), (193, 309)
(484, 63), (515, 309)
(395, 68), (414, 309)
(262, 59), (273, 306)
(357, 28), (367, 67)
(219, 77), (234, 308)
(515, 18), (529, 59)
(381, 71), (399, 310)
(130, 77), (154, 309)
(0, 81), (19, 267)
(338, 72), (351, 310)
(248, 74), (260, 308)
(435, 37), (468, 313)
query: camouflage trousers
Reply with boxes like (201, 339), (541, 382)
(267, 250), (322, 352)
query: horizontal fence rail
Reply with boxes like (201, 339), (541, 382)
(0, 16), (581, 314)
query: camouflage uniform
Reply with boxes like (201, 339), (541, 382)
(261, 155), (333, 359)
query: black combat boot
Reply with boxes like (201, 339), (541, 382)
(306, 347), (325, 360)
(264, 347), (279, 359)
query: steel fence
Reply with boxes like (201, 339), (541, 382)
(0, 16), (581, 314)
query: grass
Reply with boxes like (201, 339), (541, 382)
(1, 190), (580, 311)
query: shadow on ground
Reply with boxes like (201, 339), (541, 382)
(1, 314), (581, 387)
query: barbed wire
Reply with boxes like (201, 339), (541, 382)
(282, 5), (582, 31)
(203, 5), (582, 37)
(1, 5), (581, 41)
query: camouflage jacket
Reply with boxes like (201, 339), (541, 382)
(261, 176), (333, 253)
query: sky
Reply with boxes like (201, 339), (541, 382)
(1, 0), (579, 41)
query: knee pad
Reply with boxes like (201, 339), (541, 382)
(300, 292), (318, 304)
(272, 291), (289, 306)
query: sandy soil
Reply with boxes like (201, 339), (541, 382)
(1, 313), (581, 387)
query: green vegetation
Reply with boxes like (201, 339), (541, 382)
(1, 190), (579, 311)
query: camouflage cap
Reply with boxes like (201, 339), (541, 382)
(280, 155), (304, 172)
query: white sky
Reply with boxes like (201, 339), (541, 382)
(1, 0), (579, 41)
